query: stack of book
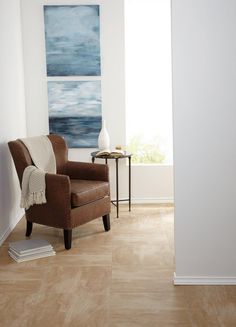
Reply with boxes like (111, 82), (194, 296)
(8, 239), (55, 262)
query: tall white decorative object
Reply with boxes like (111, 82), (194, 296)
(98, 120), (110, 150)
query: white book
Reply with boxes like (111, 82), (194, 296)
(9, 239), (53, 255)
(9, 247), (54, 258)
(8, 249), (56, 263)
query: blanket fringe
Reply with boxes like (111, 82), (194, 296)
(21, 191), (46, 210)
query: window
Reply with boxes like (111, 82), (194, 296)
(125, 0), (173, 164)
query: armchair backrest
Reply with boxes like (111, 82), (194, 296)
(8, 134), (68, 185)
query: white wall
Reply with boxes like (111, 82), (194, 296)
(0, 0), (26, 244)
(172, 0), (236, 283)
(21, 0), (173, 202)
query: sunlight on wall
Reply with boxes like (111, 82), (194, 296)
(124, 0), (173, 164)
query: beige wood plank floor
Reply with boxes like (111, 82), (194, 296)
(1, 204), (236, 326)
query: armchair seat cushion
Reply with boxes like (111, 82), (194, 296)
(70, 179), (109, 207)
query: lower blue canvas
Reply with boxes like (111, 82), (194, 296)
(47, 81), (102, 148)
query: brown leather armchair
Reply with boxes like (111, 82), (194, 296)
(8, 134), (111, 250)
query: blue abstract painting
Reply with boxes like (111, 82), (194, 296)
(44, 5), (101, 76)
(48, 81), (102, 148)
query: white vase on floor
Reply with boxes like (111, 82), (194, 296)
(98, 120), (110, 150)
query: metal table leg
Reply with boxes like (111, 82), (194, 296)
(129, 156), (131, 211)
(116, 158), (119, 218)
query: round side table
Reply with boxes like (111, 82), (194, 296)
(91, 151), (132, 218)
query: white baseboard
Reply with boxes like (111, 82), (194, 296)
(173, 272), (236, 285)
(131, 197), (174, 204)
(0, 215), (23, 246)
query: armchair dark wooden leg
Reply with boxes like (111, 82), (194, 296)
(25, 221), (33, 237)
(102, 214), (110, 231)
(64, 229), (72, 250)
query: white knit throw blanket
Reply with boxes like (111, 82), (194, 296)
(20, 136), (56, 209)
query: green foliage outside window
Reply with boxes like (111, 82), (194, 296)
(126, 134), (165, 164)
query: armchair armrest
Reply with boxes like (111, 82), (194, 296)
(27, 173), (71, 229)
(46, 173), (71, 204)
(65, 161), (109, 182)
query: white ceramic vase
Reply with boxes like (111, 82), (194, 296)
(98, 120), (110, 150)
